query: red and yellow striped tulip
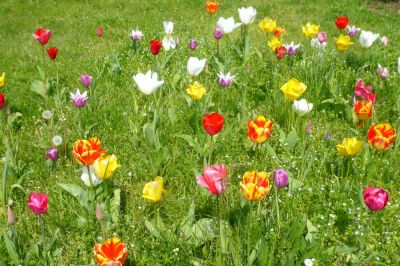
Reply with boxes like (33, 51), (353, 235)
(367, 123), (396, 151)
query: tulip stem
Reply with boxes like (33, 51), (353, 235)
(208, 136), (213, 165)
(274, 185), (280, 232)
(359, 212), (373, 258)
(39, 215), (46, 246)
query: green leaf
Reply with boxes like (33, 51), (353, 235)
(305, 219), (318, 243)
(3, 230), (21, 265)
(57, 183), (89, 209)
(144, 219), (164, 240)
(289, 177), (303, 194)
(31, 80), (47, 98)
(110, 189), (121, 225)
(190, 218), (216, 246)
(285, 130), (298, 149)
(37, 66), (45, 80)
(179, 202), (195, 240)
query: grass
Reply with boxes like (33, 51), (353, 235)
(1, 0), (400, 265)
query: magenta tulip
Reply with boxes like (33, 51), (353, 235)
(28, 193), (48, 215)
(363, 187), (389, 211)
(196, 164), (228, 195)
(273, 168), (289, 188)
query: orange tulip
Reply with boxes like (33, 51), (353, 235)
(72, 137), (105, 166)
(367, 123), (396, 151)
(94, 237), (128, 266)
(247, 116), (273, 144)
(205, 1), (220, 14)
(354, 101), (373, 120)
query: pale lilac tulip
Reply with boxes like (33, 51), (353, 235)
(377, 64), (389, 79)
(284, 42), (300, 56)
(130, 30), (143, 41)
(70, 89), (88, 108)
(347, 25), (360, 38)
(217, 72), (235, 88)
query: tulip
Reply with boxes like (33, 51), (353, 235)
(275, 46), (286, 60)
(240, 171), (271, 201)
(302, 22), (319, 38)
(280, 78), (307, 101)
(268, 36), (282, 51)
(0, 72), (5, 88)
(205, 0), (220, 14)
(187, 57), (206, 77)
(7, 206), (16, 225)
(196, 164), (228, 195)
(130, 29), (143, 41)
(217, 72), (235, 88)
(367, 123), (396, 151)
(95, 203), (104, 221)
(273, 26), (285, 37)
(354, 80), (375, 104)
(214, 26), (223, 40)
(336, 137), (362, 156)
(354, 101), (373, 121)
(335, 34), (353, 52)
(186, 82), (206, 100)
(284, 42), (300, 56)
(133, 70), (164, 95)
(203, 113), (224, 136)
(363, 187), (389, 211)
(47, 47), (58, 60)
(247, 115), (273, 144)
(162, 21), (176, 51)
(142, 176), (166, 202)
(259, 17), (277, 33)
(72, 137), (105, 166)
(292, 99), (313, 116)
(46, 148), (58, 161)
(347, 25), (360, 38)
(317, 32), (327, 43)
(310, 38), (327, 50)
(335, 16), (349, 30)
(0, 93), (5, 109)
(81, 165), (102, 187)
(381, 36), (388, 46)
(189, 39), (197, 50)
(93, 154), (120, 180)
(273, 169), (289, 188)
(216, 17), (242, 34)
(376, 64), (389, 79)
(80, 74), (93, 88)
(33, 28), (52, 45)
(359, 30), (379, 48)
(70, 89), (88, 108)
(96, 26), (103, 37)
(94, 237), (128, 265)
(238, 6), (257, 25)
(28, 193), (48, 215)
(150, 40), (162, 55)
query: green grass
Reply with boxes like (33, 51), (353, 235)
(1, 0), (400, 265)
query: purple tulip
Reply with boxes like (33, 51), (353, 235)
(377, 64), (389, 79)
(46, 148), (58, 161)
(189, 39), (197, 50)
(70, 89), (88, 108)
(217, 72), (235, 88)
(317, 32), (327, 43)
(284, 42), (300, 56)
(214, 26), (223, 40)
(347, 25), (360, 38)
(80, 75), (93, 88)
(273, 169), (289, 188)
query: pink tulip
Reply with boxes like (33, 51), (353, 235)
(196, 164), (228, 195)
(354, 80), (375, 104)
(28, 193), (48, 215)
(317, 32), (327, 43)
(363, 187), (389, 211)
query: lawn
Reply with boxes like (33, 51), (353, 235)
(1, 0), (400, 265)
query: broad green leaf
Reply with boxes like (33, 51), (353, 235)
(31, 80), (47, 98)
(3, 230), (21, 265)
(57, 183), (89, 208)
(286, 130), (298, 149)
(110, 189), (121, 225)
(37, 66), (45, 80)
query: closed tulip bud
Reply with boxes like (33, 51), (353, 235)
(96, 203), (104, 221)
(273, 169), (288, 188)
(214, 26), (223, 40)
(80, 74), (93, 88)
(96, 26), (103, 37)
(0, 93), (5, 109)
(189, 39), (197, 50)
(46, 148), (58, 161)
(363, 187), (389, 211)
(305, 120), (313, 135)
(7, 206), (16, 225)
(47, 47), (58, 60)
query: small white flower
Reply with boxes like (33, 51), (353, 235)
(187, 57), (206, 77)
(359, 30), (380, 48)
(292, 99), (313, 116)
(133, 70), (164, 95)
(238, 7), (257, 25)
(52, 135), (63, 146)
(81, 165), (102, 187)
(217, 17), (242, 34)
(42, 110), (53, 120)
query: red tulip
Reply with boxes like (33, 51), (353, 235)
(47, 47), (58, 60)
(275, 46), (286, 60)
(363, 187), (389, 211)
(0, 93), (5, 109)
(96, 26), (103, 37)
(150, 40), (162, 55)
(336, 16), (349, 30)
(203, 113), (224, 136)
(33, 28), (52, 45)
(28, 192), (48, 215)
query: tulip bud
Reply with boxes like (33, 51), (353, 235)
(317, 32), (327, 43)
(273, 169), (289, 188)
(7, 206), (16, 225)
(96, 26), (103, 37)
(46, 148), (58, 161)
(0, 93), (5, 109)
(96, 203), (104, 221)
(214, 26), (223, 40)
(80, 75), (93, 88)
(189, 39), (197, 50)
(306, 120), (313, 135)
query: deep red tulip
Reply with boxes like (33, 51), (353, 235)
(47, 47), (58, 60)
(0, 93), (5, 109)
(203, 113), (224, 136)
(33, 28), (52, 45)
(28, 192), (48, 215)
(336, 16), (349, 30)
(275, 46), (286, 60)
(150, 40), (162, 55)
(363, 187), (389, 211)
(96, 26), (103, 37)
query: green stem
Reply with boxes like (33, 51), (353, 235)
(39, 215), (46, 245)
(274, 185), (280, 232)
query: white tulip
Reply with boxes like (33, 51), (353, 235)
(187, 57), (206, 77)
(162, 21), (176, 50)
(163, 21), (174, 34)
(238, 7), (257, 25)
(217, 17), (242, 34)
(133, 70), (164, 95)
(81, 166), (102, 187)
(310, 38), (326, 50)
(292, 99), (313, 116)
(359, 30), (380, 48)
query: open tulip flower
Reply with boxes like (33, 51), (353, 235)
(275, 46), (286, 60)
(238, 6), (257, 25)
(130, 29), (143, 41)
(203, 113), (224, 136)
(247, 115), (273, 144)
(133, 70), (164, 95)
(359, 30), (380, 48)
(240, 171), (271, 201)
(217, 72), (235, 88)
(28, 192), (48, 215)
(205, 0), (220, 14)
(280, 78), (307, 101)
(335, 34), (353, 52)
(284, 42), (300, 56)
(94, 237), (128, 266)
(302, 22), (319, 38)
(162, 21), (176, 50)
(367, 123), (396, 151)
(336, 137), (362, 156)
(363, 187), (389, 211)
(268, 36), (282, 52)
(93, 154), (120, 180)
(70, 89), (88, 108)
(186, 82), (206, 100)
(347, 25), (360, 37)
(33, 28), (52, 45)
(259, 17), (277, 33)
(142, 176), (166, 203)
(354, 80), (375, 104)
(187, 57), (206, 77)
(377, 64), (389, 79)
(217, 17), (242, 34)
(72, 137), (105, 166)
(0, 72), (5, 88)
(292, 99), (313, 116)
(196, 164), (229, 195)
(273, 26), (285, 37)
(354, 100), (373, 121)
(335, 16), (349, 30)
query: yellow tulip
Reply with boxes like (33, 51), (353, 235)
(240, 171), (271, 201)
(186, 82), (206, 100)
(336, 138), (362, 156)
(335, 34), (354, 52)
(302, 22), (319, 38)
(268, 36), (282, 51)
(259, 18), (277, 33)
(280, 78), (307, 101)
(0, 73), (5, 88)
(93, 154), (120, 180)
(143, 176), (166, 203)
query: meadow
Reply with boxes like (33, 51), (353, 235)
(1, 0), (400, 265)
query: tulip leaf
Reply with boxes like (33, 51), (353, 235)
(179, 202), (195, 240)
(57, 183), (89, 209)
(37, 66), (45, 81)
(190, 218), (216, 246)
(285, 130), (298, 149)
(305, 219), (318, 243)
(31, 80), (47, 99)
(144, 219), (164, 241)
(110, 189), (121, 226)
(3, 230), (21, 265)
(289, 177), (303, 194)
